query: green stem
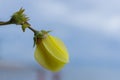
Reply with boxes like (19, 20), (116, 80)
(25, 22), (38, 34)
(0, 20), (38, 34)
(28, 26), (38, 34)
(0, 21), (11, 25)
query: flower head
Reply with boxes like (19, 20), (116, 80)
(34, 30), (69, 72)
(10, 8), (30, 32)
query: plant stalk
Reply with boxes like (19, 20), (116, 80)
(0, 21), (38, 34)
(0, 21), (11, 25)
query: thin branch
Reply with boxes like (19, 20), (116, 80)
(25, 22), (38, 33)
(0, 21), (11, 26)
(0, 20), (38, 34)
(28, 26), (38, 33)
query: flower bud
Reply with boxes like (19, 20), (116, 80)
(34, 31), (69, 72)
(10, 8), (30, 32)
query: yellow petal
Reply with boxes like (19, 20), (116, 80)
(34, 42), (65, 72)
(34, 35), (69, 72)
(42, 35), (69, 63)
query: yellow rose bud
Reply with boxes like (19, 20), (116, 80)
(34, 31), (69, 72)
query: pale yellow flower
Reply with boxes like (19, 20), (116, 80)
(34, 31), (69, 72)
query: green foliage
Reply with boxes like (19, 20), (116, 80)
(22, 23), (30, 32)
(10, 8), (30, 32)
(33, 30), (51, 47)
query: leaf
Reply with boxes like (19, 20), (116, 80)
(21, 23), (29, 32)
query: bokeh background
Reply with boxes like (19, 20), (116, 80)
(0, 0), (120, 80)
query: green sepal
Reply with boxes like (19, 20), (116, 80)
(41, 30), (52, 34)
(33, 30), (51, 47)
(33, 36), (37, 47)
(10, 8), (29, 25)
(21, 23), (30, 32)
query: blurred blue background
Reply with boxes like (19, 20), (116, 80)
(0, 0), (120, 80)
